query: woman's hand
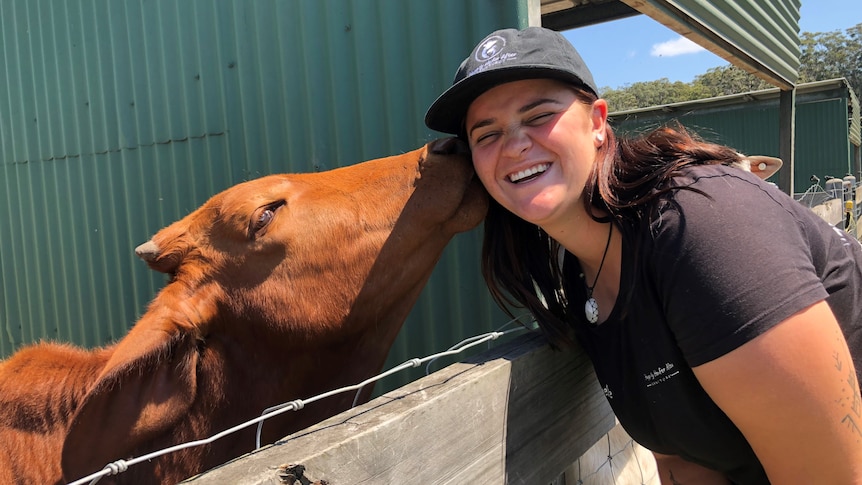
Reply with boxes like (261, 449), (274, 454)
(693, 300), (862, 484)
(653, 452), (731, 484)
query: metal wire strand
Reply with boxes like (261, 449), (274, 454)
(69, 326), (527, 485)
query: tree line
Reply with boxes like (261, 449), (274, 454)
(602, 23), (862, 112)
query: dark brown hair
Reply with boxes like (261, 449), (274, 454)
(480, 88), (742, 348)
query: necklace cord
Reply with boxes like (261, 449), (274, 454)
(586, 223), (613, 296)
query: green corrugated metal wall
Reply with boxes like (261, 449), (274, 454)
(0, 0), (530, 392)
(610, 81), (857, 194)
(628, 0), (800, 88)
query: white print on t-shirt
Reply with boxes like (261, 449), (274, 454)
(644, 362), (681, 388)
(833, 226), (862, 250)
(603, 384), (613, 399)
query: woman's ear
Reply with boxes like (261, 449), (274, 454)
(592, 99), (609, 146)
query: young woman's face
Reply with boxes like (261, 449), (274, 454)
(465, 78), (607, 229)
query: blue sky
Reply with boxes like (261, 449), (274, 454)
(563, 0), (861, 91)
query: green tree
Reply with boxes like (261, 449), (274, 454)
(601, 78), (711, 112)
(799, 23), (862, 98)
(693, 65), (772, 96)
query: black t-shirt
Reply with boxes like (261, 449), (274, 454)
(571, 164), (862, 484)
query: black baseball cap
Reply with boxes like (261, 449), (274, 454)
(425, 26), (599, 135)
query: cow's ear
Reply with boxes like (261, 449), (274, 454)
(60, 325), (199, 481)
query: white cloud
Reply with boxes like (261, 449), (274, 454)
(650, 37), (706, 57)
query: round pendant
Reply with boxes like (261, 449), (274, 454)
(585, 297), (599, 324)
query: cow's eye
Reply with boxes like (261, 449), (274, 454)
(250, 200), (285, 240)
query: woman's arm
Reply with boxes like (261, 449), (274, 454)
(693, 300), (862, 484)
(653, 452), (731, 484)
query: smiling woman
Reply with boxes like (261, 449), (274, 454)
(464, 78), (604, 234)
(426, 26), (862, 485)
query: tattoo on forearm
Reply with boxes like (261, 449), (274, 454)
(841, 414), (862, 437)
(843, 367), (862, 438)
(834, 350), (862, 439)
(849, 368), (861, 416)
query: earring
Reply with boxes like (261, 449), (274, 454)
(596, 133), (604, 143)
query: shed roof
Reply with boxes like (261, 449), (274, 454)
(540, 0), (800, 89)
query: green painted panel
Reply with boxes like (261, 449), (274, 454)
(0, 0), (528, 394)
(610, 81), (856, 194)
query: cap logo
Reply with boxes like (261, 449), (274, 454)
(466, 35), (517, 78)
(475, 35), (505, 62)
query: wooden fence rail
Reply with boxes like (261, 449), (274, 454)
(183, 332), (614, 484)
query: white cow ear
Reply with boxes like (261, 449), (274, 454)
(61, 328), (199, 481)
(742, 155), (783, 180)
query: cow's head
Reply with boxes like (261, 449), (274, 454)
(61, 138), (488, 481)
(134, 137), (487, 338)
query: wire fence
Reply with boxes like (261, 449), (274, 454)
(795, 176), (861, 242)
(69, 318), (534, 485)
(561, 422), (659, 485)
(794, 175), (833, 208)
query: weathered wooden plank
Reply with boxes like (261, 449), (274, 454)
(810, 198), (844, 226)
(183, 332), (613, 484)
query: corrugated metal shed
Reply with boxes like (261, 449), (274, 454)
(542, 0), (800, 89)
(0, 0), (529, 392)
(610, 78), (860, 194)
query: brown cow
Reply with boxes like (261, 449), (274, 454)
(0, 137), (487, 484)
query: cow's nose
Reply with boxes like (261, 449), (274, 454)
(135, 240), (160, 262)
